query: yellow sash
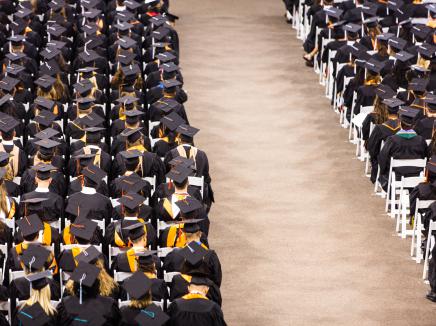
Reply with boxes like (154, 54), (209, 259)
(42, 223), (51, 246)
(182, 293), (208, 300)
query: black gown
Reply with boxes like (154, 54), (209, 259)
(169, 274), (222, 306)
(65, 191), (112, 223)
(167, 295), (227, 326)
(119, 304), (166, 326)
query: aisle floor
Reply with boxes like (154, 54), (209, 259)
(171, 0), (436, 324)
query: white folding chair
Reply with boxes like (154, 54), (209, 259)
(0, 217), (15, 235)
(351, 105), (373, 159)
(385, 158), (427, 218)
(0, 244), (7, 283)
(325, 50), (337, 100)
(339, 77), (353, 127)
(411, 199), (435, 263)
(109, 245), (127, 267)
(188, 176), (204, 198)
(114, 271), (132, 282)
(144, 175), (156, 195)
(157, 246), (175, 258)
(364, 122), (375, 177)
(157, 220), (172, 238)
(9, 270), (25, 283)
(348, 91), (358, 142)
(396, 176), (425, 238)
(163, 270), (180, 283)
(148, 121), (160, 138)
(423, 220), (436, 280)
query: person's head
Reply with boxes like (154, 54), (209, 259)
(174, 177), (188, 190)
(187, 283), (209, 296)
(22, 282), (56, 316)
(400, 119), (413, 130)
(129, 232), (147, 248)
(373, 96), (389, 124)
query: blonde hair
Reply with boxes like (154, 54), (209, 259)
(21, 285), (56, 316)
(129, 292), (152, 309)
(0, 183), (9, 216)
(64, 259), (117, 297)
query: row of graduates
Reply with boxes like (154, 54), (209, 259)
(0, 0), (225, 324)
(286, 0), (436, 305)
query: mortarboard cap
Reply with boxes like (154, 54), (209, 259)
(162, 79), (182, 90)
(176, 124), (199, 138)
(78, 112), (105, 128)
(160, 111), (185, 131)
(0, 94), (12, 107)
(119, 192), (146, 211)
(160, 62), (180, 73)
(116, 37), (137, 50)
(123, 221), (146, 240)
(116, 95), (139, 105)
(40, 47), (60, 60)
(16, 214), (44, 238)
(180, 241), (207, 267)
(32, 163), (56, 180)
(74, 79), (94, 95)
(388, 37), (407, 51)
(5, 64), (25, 76)
(39, 60), (61, 76)
(156, 52), (176, 63)
(0, 114), (19, 133)
(169, 156), (195, 169)
(82, 8), (101, 19)
(70, 261), (100, 287)
(408, 78), (429, 92)
(34, 138), (60, 150)
(114, 21), (133, 31)
(81, 164), (106, 184)
(120, 173), (149, 193)
(123, 272), (152, 300)
(134, 304), (170, 326)
(375, 85), (395, 100)
(14, 7), (32, 19)
(76, 245), (101, 265)
(70, 218), (98, 242)
(399, 106), (422, 124)
(166, 165), (193, 184)
(46, 24), (66, 37)
(79, 50), (101, 63)
(417, 43), (436, 59)
(117, 51), (136, 65)
(0, 76), (19, 92)
(383, 97), (404, 113)
(20, 244), (50, 272)
(34, 97), (55, 111)
(25, 270), (52, 290)
(5, 52), (26, 62)
(343, 23), (361, 34)
(122, 64), (141, 77)
(394, 51), (414, 63)
(34, 75), (56, 91)
(120, 149), (142, 160)
(175, 197), (203, 215)
(34, 128), (59, 140)
(34, 110), (56, 127)
(365, 59), (384, 74)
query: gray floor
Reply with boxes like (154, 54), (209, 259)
(171, 0), (436, 324)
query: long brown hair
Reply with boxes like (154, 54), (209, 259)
(373, 96), (389, 124)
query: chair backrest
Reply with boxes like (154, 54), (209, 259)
(158, 246), (175, 258)
(163, 271), (180, 283)
(144, 175), (156, 193)
(153, 300), (164, 310)
(0, 217), (14, 233)
(114, 271), (132, 282)
(416, 199), (435, 211)
(390, 158), (427, 168)
(9, 270), (25, 283)
(188, 176), (204, 197)
(148, 121), (160, 138)
(426, 139), (431, 145)
(360, 106), (374, 115)
(109, 245), (127, 267)
(60, 244), (103, 253)
(400, 176), (425, 189)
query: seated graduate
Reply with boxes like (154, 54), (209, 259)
(68, 145), (111, 176)
(14, 213), (60, 247)
(105, 192), (156, 248)
(163, 240), (222, 288)
(119, 272), (169, 326)
(21, 163), (67, 197)
(57, 261), (120, 325)
(366, 97), (401, 184)
(69, 126), (110, 157)
(151, 110), (185, 158)
(12, 270), (58, 326)
(29, 137), (64, 171)
(65, 111), (105, 141)
(111, 126), (151, 156)
(0, 118), (27, 177)
(10, 246), (60, 307)
(159, 197), (209, 248)
(63, 246), (118, 300)
(111, 222), (160, 273)
(0, 166), (19, 221)
(110, 171), (152, 200)
(164, 124), (214, 211)
(19, 186), (64, 224)
(61, 214), (103, 248)
(112, 148), (165, 184)
(26, 109), (62, 139)
(67, 164), (109, 197)
(409, 156), (436, 219)
(65, 171), (112, 224)
(167, 276), (226, 326)
(25, 127), (67, 159)
(414, 94), (436, 140)
(110, 108), (146, 138)
(149, 96), (188, 123)
(378, 106), (428, 191)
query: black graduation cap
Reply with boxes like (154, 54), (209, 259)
(82, 164), (106, 184)
(82, 23), (98, 35)
(83, 8), (101, 19)
(79, 112), (105, 128)
(34, 138), (60, 151)
(116, 37), (137, 50)
(152, 26), (172, 41)
(134, 250), (156, 265)
(166, 166), (193, 183)
(76, 245), (101, 265)
(70, 261), (100, 287)
(119, 192), (146, 211)
(17, 303), (50, 326)
(135, 304), (169, 326)
(361, 3), (378, 16)
(149, 14), (167, 27)
(124, 109), (144, 118)
(125, 0), (141, 10)
(0, 76), (19, 92)
(34, 97), (55, 111)
(14, 7), (32, 19)
(46, 24), (67, 37)
(34, 128), (60, 140)
(153, 98), (181, 114)
(26, 270), (52, 290)
(120, 173), (149, 193)
(74, 79), (94, 95)
(181, 219), (204, 233)
(20, 244), (50, 272)
(79, 50), (101, 63)
(34, 75), (56, 91)
(48, 0), (65, 10)
(123, 272), (152, 300)
(34, 110), (57, 127)
(387, 0), (403, 10)
(16, 214), (44, 238)
(117, 51), (137, 65)
(32, 163), (56, 180)
(120, 149), (142, 160)
(120, 126), (142, 139)
(388, 38), (406, 51)
(424, 94), (436, 105)
(176, 197), (203, 215)
(394, 51), (414, 63)
(114, 21), (133, 31)
(324, 7), (343, 19)
(160, 62), (180, 73)
(0, 114), (19, 133)
(383, 97), (404, 113)
(343, 23), (361, 34)
(72, 152), (96, 160)
(5, 63), (25, 76)
(40, 47), (61, 61)
(115, 10), (135, 22)
(156, 52), (176, 63)
(377, 33), (395, 42)
(76, 97), (95, 107)
(408, 78), (429, 92)
(417, 43), (436, 59)
(375, 85), (395, 100)
(122, 64), (141, 77)
(180, 241), (207, 266)
(70, 218), (98, 242)
(5, 52), (26, 62)
(398, 106), (421, 124)
(160, 112), (185, 131)
(176, 124), (199, 138)
(169, 156), (195, 169)
(124, 222), (146, 241)
(81, 0), (100, 9)
(162, 79), (182, 90)
(412, 25), (431, 41)
(39, 60), (61, 76)
(363, 16), (379, 27)
(10, 18), (27, 34)
(116, 95), (139, 105)
(77, 67), (98, 74)
(427, 3), (436, 14)
(365, 59), (384, 74)
(0, 94), (12, 107)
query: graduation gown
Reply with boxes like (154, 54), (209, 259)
(10, 277), (60, 303)
(378, 132), (428, 191)
(366, 119), (400, 184)
(168, 295), (227, 326)
(104, 217), (157, 249)
(409, 182), (436, 218)
(163, 245), (222, 287)
(414, 117), (435, 140)
(169, 274), (222, 306)
(68, 179), (109, 197)
(119, 304), (164, 326)
(110, 174), (152, 199)
(19, 190), (64, 223)
(20, 170), (67, 196)
(65, 191), (112, 223)
(56, 295), (120, 326)
(12, 305), (58, 326)
(111, 248), (161, 273)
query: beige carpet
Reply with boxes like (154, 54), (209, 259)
(170, 0), (436, 324)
